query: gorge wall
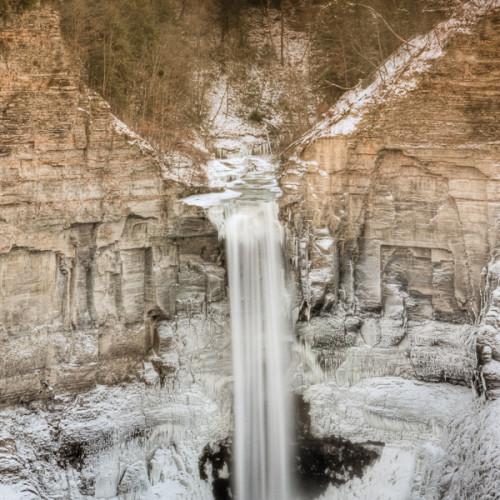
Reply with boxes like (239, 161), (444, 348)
(280, 1), (500, 383)
(1, 1), (500, 499)
(0, 6), (231, 406)
(279, 1), (500, 497)
(0, 8), (235, 499)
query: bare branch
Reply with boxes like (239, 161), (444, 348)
(359, 4), (417, 48)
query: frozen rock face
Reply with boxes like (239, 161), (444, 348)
(280, 2), (500, 386)
(474, 256), (500, 399)
(0, 6), (228, 406)
(304, 377), (472, 499)
(281, 2), (500, 498)
(0, 379), (232, 499)
(440, 399), (500, 499)
(0, 6), (233, 499)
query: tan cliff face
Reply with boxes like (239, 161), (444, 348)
(0, 7), (229, 406)
(0, 3), (499, 498)
(279, 4), (500, 386)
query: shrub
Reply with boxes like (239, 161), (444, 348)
(0, 0), (37, 17)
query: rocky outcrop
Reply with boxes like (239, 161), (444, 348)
(0, 6), (229, 407)
(0, 5), (233, 498)
(280, 1), (500, 497)
(280, 1), (500, 388)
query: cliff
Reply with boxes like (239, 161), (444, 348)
(0, 5), (229, 405)
(0, 5), (235, 498)
(1, 1), (500, 498)
(280, 1), (500, 497)
(280, 0), (500, 384)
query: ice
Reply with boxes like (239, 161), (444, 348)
(299, 377), (474, 499)
(117, 462), (151, 500)
(441, 399), (500, 499)
(304, 377), (472, 444)
(0, 484), (37, 500)
(181, 189), (242, 208)
(149, 447), (212, 499)
(319, 445), (416, 500)
(0, 380), (232, 500)
(182, 155), (282, 238)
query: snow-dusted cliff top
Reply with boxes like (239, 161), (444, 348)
(292, 0), (500, 151)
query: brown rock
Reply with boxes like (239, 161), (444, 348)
(0, 7), (227, 405)
(280, 4), (500, 385)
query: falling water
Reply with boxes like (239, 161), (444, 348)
(226, 200), (294, 500)
(182, 155), (295, 499)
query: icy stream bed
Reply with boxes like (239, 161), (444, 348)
(182, 155), (281, 207)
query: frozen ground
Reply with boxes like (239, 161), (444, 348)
(0, 380), (232, 500)
(301, 376), (477, 499)
(319, 445), (417, 500)
(3, 2), (500, 499)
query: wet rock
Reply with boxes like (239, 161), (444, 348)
(295, 394), (381, 498)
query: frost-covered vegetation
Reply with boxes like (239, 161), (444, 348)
(57, 0), (451, 155)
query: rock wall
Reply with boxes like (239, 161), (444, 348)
(0, 6), (229, 406)
(280, 3), (500, 497)
(0, 5), (234, 498)
(1, 1), (499, 498)
(280, 2), (500, 387)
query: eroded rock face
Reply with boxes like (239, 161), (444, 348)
(0, 6), (229, 407)
(280, 5), (500, 388)
(0, 6), (233, 499)
(280, 3), (500, 497)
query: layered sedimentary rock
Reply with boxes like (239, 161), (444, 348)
(0, 5), (234, 498)
(2, 1), (500, 498)
(0, 6), (229, 405)
(280, 1), (500, 386)
(280, 1), (500, 497)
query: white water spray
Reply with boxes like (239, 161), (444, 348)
(183, 155), (294, 499)
(226, 200), (294, 500)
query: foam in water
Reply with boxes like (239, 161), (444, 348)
(225, 200), (294, 500)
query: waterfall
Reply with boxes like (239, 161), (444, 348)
(226, 200), (294, 500)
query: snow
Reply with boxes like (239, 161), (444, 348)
(180, 155), (280, 211)
(315, 238), (335, 252)
(319, 445), (416, 500)
(441, 399), (500, 499)
(4, 2), (499, 498)
(304, 376), (472, 444)
(0, 485), (36, 500)
(293, 0), (500, 148)
(298, 377), (474, 499)
(112, 115), (212, 187)
(204, 6), (315, 156)
(181, 189), (242, 208)
(202, 158), (250, 189)
(112, 115), (154, 154)
(0, 380), (232, 500)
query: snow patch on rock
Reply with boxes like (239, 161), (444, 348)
(294, 0), (500, 146)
